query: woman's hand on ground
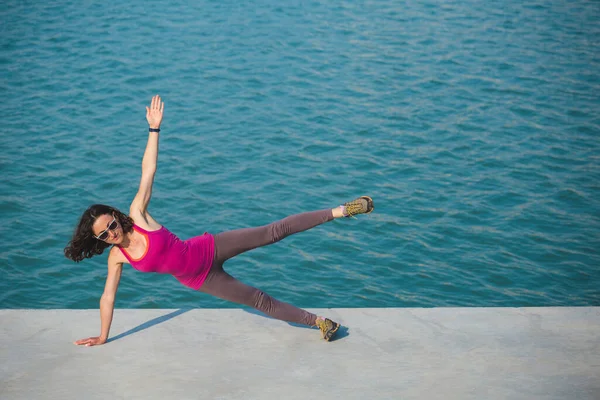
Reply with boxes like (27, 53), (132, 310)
(74, 336), (107, 347)
(146, 95), (164, 129)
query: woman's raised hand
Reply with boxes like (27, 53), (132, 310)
(74, 336), (107, 347)
(146, 95), (164, 130)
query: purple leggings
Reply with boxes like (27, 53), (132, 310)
(199, 209), (334, 326)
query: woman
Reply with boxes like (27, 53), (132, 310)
(65, 95), (374, 346)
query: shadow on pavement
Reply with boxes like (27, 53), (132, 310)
(108, 308), (191, 343)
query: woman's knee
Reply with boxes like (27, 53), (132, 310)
(267, 220), (290, 243)
(252, 290), (274, 313)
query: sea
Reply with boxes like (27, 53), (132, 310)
(1, 0), (599, 309)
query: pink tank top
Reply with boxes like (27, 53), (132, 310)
(118, 224), (214, 290)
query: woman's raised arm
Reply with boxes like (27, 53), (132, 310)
(130, 95), (164, 218)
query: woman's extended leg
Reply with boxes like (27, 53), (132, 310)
(200, 263), (318, 326)
(213, 208), (339, 264)
(213, 196), (374, 264)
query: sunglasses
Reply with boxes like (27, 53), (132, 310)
(94, 216), (118, 241)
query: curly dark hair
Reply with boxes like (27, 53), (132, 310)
(64, 204), (134, 262)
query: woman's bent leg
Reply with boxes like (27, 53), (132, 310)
(213, 209), (334, 264)
(200, 264), (317, 326)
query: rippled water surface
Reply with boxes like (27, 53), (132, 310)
(1, 0), (599, 309)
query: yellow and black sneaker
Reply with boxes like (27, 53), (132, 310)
(316, 317), (341, 341)
(342, 196), (374, 218)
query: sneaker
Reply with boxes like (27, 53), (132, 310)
(342, 196), (374, 218)
(316, 317), (340, 341)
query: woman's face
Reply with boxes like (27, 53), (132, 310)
(92, 213), (123, 244)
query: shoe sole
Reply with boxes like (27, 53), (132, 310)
(324, 322), (341, 341)
(360, 196), (374, 214)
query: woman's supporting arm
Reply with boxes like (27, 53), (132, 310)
(74, 249), (123, 346)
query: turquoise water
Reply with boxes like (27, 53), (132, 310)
(1, 0), (599, 309)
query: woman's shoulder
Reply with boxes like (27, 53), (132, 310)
(108, 245), (128, 264)
(128, 209), (162, 231)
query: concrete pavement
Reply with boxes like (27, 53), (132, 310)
(1, 307), (599, 399)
